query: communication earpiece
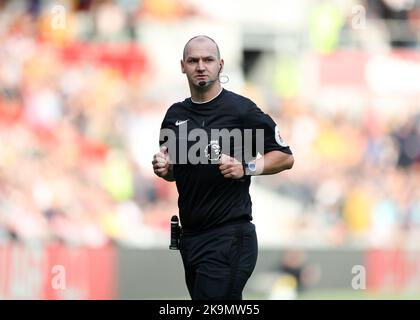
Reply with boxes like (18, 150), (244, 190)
(199, 65), (223, 87)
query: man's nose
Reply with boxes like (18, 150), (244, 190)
(197, 60), (205, 71)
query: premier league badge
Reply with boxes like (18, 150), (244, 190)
(274, 125), (289, 147)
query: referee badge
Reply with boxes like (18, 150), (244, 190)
(274, 125), (288, 147)
(204, 140), (221, 162)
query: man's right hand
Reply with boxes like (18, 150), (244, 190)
(152, 146), (172, 179)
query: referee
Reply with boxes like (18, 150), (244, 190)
(152, 35), (294, 300)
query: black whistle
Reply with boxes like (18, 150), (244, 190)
(169, 215), (180, 250)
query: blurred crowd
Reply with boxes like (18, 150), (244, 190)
(261, 99), (420, 248)
(0, 0), (186, 247)
(0, 0), (419, 248)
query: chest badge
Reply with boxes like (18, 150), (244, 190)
(204, 140), (221, 162)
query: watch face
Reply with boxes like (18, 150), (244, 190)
(248, 162), (257, 171)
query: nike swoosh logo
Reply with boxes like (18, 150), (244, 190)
(175, 120), (189, 126)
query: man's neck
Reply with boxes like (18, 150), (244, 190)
(190, 84), (222, 103)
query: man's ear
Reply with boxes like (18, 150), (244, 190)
(219, 59), (224, 74)
(180, 60), (185, 73)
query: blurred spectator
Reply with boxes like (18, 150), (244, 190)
(368, 0), (420, 48)
(309, 1), (345, 54)
(268, 250), (320, 299)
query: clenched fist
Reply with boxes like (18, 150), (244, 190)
(152, 146), (172, 179)
(218, 154), (244, 179)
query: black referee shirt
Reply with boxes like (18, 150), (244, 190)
(160, 88), (292, 232)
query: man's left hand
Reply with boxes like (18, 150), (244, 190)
(218, 154), (244, 179)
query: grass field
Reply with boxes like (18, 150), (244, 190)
(240, 289), (420, 300)
(297, 289), (420, 300)
(162, 288), (420, 300)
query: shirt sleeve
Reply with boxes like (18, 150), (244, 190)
(159, 116), (168, 147)
(158, 107), (178, 167)
(242, 102), (292, 155)
(159, 108), (174, 147)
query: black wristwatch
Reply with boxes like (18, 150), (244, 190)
(243, 161), (257, 176)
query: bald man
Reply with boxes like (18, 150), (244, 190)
(152, 35), (294, 300)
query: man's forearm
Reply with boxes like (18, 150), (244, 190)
(255, 150), (294, 175)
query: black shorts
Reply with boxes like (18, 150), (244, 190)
(179, 221), (258, 300)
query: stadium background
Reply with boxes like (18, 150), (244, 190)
(0, 0), (419, 299)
